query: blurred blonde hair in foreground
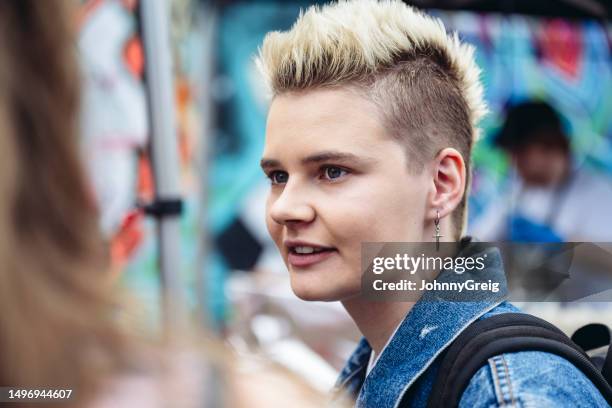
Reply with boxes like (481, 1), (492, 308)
(0, 1), (331, 407)
(0, 0), (130, 397)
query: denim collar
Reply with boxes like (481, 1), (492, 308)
(334, 242), (508, 408)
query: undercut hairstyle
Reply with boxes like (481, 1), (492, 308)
(256, 0), (487, 238)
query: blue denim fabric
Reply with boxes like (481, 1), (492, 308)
(333, 245), (609, 407)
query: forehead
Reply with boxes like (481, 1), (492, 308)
(263, 87), (395, 158)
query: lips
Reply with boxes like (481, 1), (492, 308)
(287, 249), (337, 267)
(284, 240), (337, 268)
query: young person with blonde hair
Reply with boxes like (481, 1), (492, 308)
(257, 1), (609, 406)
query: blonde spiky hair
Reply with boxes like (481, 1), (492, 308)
(256, 0), (488, 237)
(256, 0), (487, 139)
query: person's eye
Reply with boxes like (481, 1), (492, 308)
(267, 170), (288, 185)
(321, 166), (348, 181)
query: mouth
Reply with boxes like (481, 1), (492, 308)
(285, 242), (338, 268)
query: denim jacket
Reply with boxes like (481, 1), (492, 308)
(333, 244), (609, 407)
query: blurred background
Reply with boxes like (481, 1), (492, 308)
(77, 0), (611, 392)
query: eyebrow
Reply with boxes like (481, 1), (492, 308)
(260, 150), (374, 170)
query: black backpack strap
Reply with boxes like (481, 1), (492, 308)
(426, 313), (612, 408)
(571, 323), (612, 384)
(606, 348), (612, 388)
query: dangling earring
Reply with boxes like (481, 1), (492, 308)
(433, 210), (443, 251)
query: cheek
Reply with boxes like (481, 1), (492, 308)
(265, 199), (281, 245)
(322, 178), (425, 243)
(550, 154), (565, 171)
(362, 196), (421, 239)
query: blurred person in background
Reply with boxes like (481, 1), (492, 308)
(0, 1), (332, 407)
(471, 100), (612, 242)
(257, 0), (609, 406)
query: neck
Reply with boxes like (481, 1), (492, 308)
(341, 298), (415, 355)
(345, 222), (455, 355)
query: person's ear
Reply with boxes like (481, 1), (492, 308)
(427, 147), (466, 220)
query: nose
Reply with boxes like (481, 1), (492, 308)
(269, 181), (315, 227)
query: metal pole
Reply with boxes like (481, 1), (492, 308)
(194, 4), (217, 332)
(140, 0), (184, 326)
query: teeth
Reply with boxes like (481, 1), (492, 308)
(294, 246), (317, 254)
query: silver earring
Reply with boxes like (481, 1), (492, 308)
(433, 210), (443, 251)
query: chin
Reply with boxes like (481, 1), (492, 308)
(290, 278), (361, 302)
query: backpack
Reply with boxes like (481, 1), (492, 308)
(426, 313), (612, 407)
